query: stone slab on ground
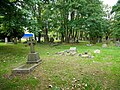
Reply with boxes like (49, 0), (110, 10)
(12, 62), (41, 74)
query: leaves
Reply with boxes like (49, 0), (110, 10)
(112, 0), (120, 38)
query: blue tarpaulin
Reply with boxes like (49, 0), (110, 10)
(22, 34), (33, 38)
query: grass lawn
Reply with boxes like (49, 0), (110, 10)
(0, 42), (120, 90)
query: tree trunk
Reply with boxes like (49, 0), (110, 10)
(80, 31), (83, 40)
(65, 36), (69, 43)
(8, 37), (11, 42)
(90, 37), (97, 44)
(44, 28), (49, 43)
(61, 32), (64, 42)
(34, 34), (37, 40)
(38, 32), (41, 43)
(98, 36), (102, 43)
(65, 27), (69, 43)
(106, 36), (109, 44)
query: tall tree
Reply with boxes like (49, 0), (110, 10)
(0, 0), (27, 41)
(112, 0), (120, 41)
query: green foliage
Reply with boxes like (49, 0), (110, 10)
(0, 0), (117, 43)
(0, 0), (26, 39)
(112, 0), (120, 39)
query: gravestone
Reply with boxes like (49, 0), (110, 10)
(12, 38), (41, 74)
(102, 44), (107, 48)
(27, 38), (41, 64)
(69, 47), (77, 52)
(5, 37), (8, 43)
(115, 41), (120, 47)
(79, 52), (94, 58)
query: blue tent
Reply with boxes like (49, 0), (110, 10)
(22, 34), (33, 38)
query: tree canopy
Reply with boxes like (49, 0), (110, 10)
(0, 0), (119, 43)
(112, 0), (120, 40)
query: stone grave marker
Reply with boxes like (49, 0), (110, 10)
(115, 41), (120, 47)
(27, 37), (41, 64)
(69, 47), (77, 56)
(12, 37), (41, 74)
(69, 47), (77, 52)
(5, 37), (8, 43)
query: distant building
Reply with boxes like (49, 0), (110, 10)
(22, 33), (34, 39)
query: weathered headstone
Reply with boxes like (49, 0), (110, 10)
(27, 38), (41, 64)
(69, 47), (77, 52)
(12, 37), (41, 74)
(115, 41), (120, 47)
(69, 47), (77, 56)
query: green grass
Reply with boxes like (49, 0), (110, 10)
(0, 42), (120, 90)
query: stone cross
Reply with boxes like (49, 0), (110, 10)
(29, 37), (35, 53)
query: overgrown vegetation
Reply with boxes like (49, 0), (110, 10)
(0, 43), (120, 90)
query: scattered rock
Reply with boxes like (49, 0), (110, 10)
(94, 49), (100, 54)
(55, 51), (65, 55)
(86, 44), (92, 46)
(48, 78), (51, 81)
(66, 88), (70, 90)
(55, 47), (77, 56)
(79, 54), (90, 58)
(71, 87), (75, 90)
(79, 52), (94, 58)
(64, 50), (70, 53)
(70, 52), (77, 56)
(102, 44), (107, 48)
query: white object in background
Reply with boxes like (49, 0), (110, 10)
(5, 37), (8, 43)
(94, 49), (100, 54)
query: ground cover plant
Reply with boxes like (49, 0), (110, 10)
(0, 42), (120, 90)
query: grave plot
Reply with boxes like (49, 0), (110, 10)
(12, 38), (41, 74)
